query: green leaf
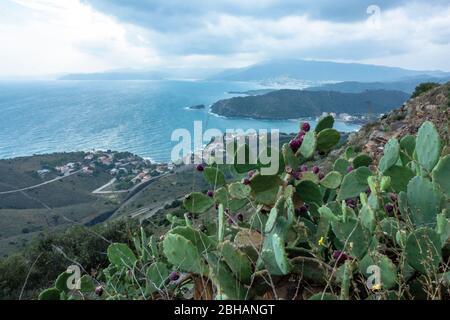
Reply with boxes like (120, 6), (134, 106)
(163, 234), (207, 275)
(299, 131), (316, 159)
(203, 167), (226, 187)
(319, 171), (342, 189)
(38, 288), (61, 300)
(405, 227), (442, 274)
(353, 154), (372, 168)
(250, 174), (282, 205)
(337, 167), (372, 201)
(416, 121), (441, 172)
(359, 253), (397, 289)
(407, 176), (443, 227)
(432, 155), (450, 197)
(316, 129), (340, 152)
(228, 182), (251, 199)
(107, 243), (137, 268)
(79, 275), (95, 293)
(296, 180), (323, 206)
(379, 138), (400, 173)
(384, 165), (415, 193)
(146, 262), (169, 293)
(183, 192), (214, 213)
(282, 143), (299, 170)
(334, 158), (350, 176)
(315, 115), (334, 133)
(399, 135), (415, 165)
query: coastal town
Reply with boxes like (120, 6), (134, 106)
(36, 150), (175, 192)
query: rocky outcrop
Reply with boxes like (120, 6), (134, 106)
(345, 82), (450, 163)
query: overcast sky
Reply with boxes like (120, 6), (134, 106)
(1, 0), (450, 76)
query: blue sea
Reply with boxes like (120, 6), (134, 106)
(0, 80), (360, 163)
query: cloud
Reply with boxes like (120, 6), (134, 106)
(0, 0), (160, 76)
(1, 0), (450, 76)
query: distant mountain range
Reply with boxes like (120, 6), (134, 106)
(209, 59), (450, 83)
(210, 89), (410, 119)
(59, 71), (167, 81)
(306, 76), (450, 94)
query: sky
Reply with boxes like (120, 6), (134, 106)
(1, 0), (450, 77)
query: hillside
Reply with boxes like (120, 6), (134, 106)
(341, 82), (450, 162)
(306, 76), (450, 94)
(210, 59), (450, 82)
(210, 89), (410, 119)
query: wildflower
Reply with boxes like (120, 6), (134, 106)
(318, 236), (326, 246)
(371, 283), (382, 291)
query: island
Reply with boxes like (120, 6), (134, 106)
(210, 89), (410, 120)
(188, 104), (206, 110)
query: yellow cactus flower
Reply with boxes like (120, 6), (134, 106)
(371, 283), (382, 291)
(318, 236), (326, 246)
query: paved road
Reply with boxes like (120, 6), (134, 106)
(0, 169), (83, 195)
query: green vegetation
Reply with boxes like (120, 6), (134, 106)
(210, 89), (410, 119)
(39, 118), (449, 300)
(0, 219), (138, 300)
(411, 82), (440, 98)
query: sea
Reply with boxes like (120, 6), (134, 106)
(0, 80), (360, 163)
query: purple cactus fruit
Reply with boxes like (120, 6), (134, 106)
(312, 165), (320, 174)
(347, 166), (353, 173)
(95, 286), (104, 296)
(207, 190), (214, 198)
(243, 178), (251, 185)
(297, 131), (305, 139)
(292, 170), (301, 180)
(227, 217), (235, 225)
(300, 165), (308, 172)
(236, 213), (244, 222)
(385, 203), (394, 214)
(300, 205), (308, 214)
(289, 139), (301, 153)
(248, 170), (254, 178)
(169, 271), (180, 282)
(333, 250), (350, 264)
(318, 172), (324, 180)
(301, 122), (311, 132)
(196, 164), (205, 172)
(346, 199), (356, 209)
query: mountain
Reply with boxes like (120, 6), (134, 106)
(210, 89), (410, 119)
(306, 76), (450, 94)
(209, 59), (450, 82)
(59, 70), (167, 80)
